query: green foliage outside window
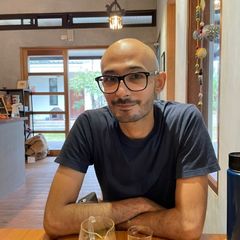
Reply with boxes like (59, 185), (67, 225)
(69, 71), (106, 109)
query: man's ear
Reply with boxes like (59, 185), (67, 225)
(155, 72), (166, 94)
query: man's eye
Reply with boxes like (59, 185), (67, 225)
(103, 77), (117, 83)
(128, 73), (143, 80)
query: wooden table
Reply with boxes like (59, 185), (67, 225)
(0, 229), (227, 240)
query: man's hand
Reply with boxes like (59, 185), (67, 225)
(111, 197), (163, 225)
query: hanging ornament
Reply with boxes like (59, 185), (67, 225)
(197, 69), (204, 111)
(195, 63), (200, 75)
(195, 5), (201, 22)
(200, 0), (206, 11)
(193, 30), (202, 41)
(193, 0), (205, 111)
(193, 0), (220, 111)
(196, 47), (207, 59)
(202, 24), (220, 41)
(200, 21), (205, 27)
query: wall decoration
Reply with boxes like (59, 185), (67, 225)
(17, 80), (28, 89)
(193, 0), (220, 110)
(0, 96), (8, 116)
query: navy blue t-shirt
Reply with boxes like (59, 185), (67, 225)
(55, 101), (220, 208)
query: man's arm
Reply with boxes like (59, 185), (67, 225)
(116, 175), (208, 240)
(43, 165), (161, 238)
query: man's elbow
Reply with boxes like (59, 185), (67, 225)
(43, 211), (62, 238)
(180, 221), (203, 240)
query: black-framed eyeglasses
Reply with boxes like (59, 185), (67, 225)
(95, 71), (159, 94)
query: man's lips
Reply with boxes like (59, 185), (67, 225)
(115, 103), (135, 109)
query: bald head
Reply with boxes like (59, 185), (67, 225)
(101, 38), (159, 74)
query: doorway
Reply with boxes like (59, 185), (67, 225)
(21, 47), (106, 155)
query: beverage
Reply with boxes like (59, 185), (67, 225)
(79, 216), (116, 240)
(127, 225), (153, 240)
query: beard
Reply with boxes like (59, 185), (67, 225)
(108, 97), (154, 123)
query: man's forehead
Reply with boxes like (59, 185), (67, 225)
(102, 66), (146, 75)
(101, 39), (158, 72)
(103, 45), (141, 60)
(101, 47), (148, 69)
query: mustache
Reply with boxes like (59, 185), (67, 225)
(111, 98), (140, 105)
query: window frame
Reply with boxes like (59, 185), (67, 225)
(187, 0), (221, 194)
(49, 77), (59, 106)
(0, 10), (156, 31)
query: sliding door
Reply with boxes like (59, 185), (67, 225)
(21, 49), (68, 155)
(21, 47), (106, 155)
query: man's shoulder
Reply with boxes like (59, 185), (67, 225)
(154, 100), (203, 129)
(154, 100), (199, 116)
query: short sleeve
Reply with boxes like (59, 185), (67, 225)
(55, 112), (94, 173)
(176, 105), (220, 178)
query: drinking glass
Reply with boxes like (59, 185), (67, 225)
(79, 216), (116, 240)
(127, 225), (153, 240)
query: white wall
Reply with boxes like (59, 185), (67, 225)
(0, 0), (156, 14)
(174, 0), (188, 103)
(0, 0), (157, 88)
(156, 0), (188, 102)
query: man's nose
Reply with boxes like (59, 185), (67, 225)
(115, 79), (130, 96)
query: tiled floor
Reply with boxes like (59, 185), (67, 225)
(0, 157), (101, 228)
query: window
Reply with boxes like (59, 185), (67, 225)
(0, 10), (156, 30)
(188, 0), (221, 193)
(49, 78), (58, 106)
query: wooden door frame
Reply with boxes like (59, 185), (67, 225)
(21, 46), (107, 156)
(166, 0), (176, 101)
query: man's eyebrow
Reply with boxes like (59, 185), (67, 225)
(102, 70), (116, 75)
(128, 66), (146, 71)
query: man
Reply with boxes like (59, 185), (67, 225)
(44, 38), (220, 239)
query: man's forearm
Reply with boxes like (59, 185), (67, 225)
(44, 197), (160, 238)
(44, 201), (112, 238)
(116, 208), (204, 240)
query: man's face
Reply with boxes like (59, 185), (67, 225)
(101, 42), (159, 123)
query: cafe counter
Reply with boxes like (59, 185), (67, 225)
(0, 118), (26, 199)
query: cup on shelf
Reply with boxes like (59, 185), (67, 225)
(11, 95), (20, 104)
